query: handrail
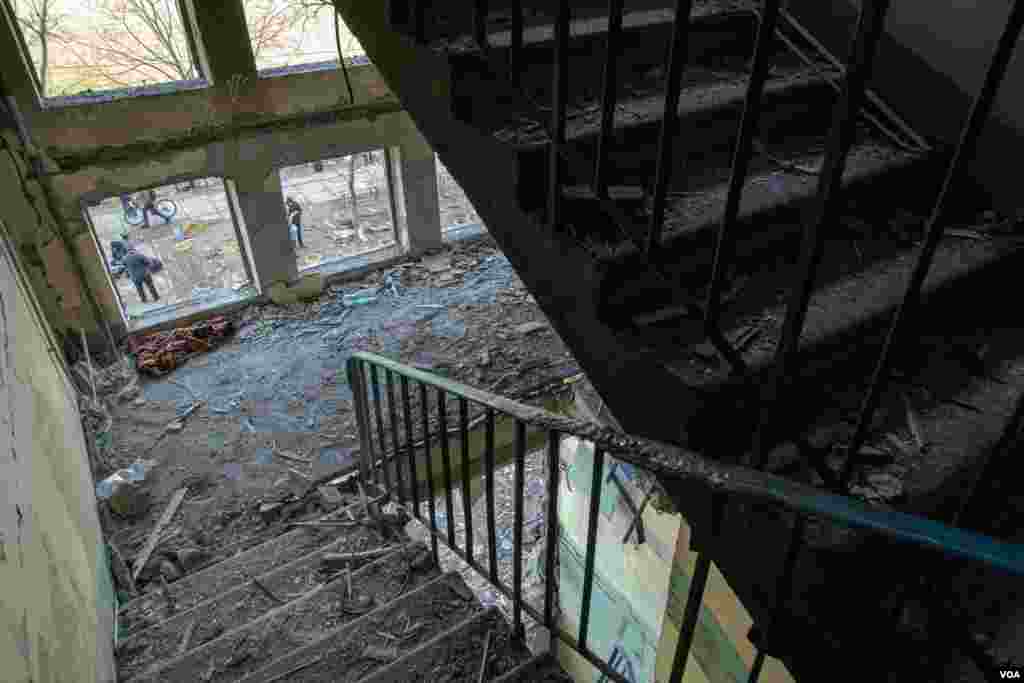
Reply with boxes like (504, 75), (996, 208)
(352, 351), (1024, 576)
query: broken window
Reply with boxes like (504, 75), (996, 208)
(241, 0), (366, 74)
(84, 178), (256, 327)
(4, 0), (204, 99)
(278, 151), (396, 272)
(436, 155), (486, 239)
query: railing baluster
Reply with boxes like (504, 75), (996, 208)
(645, 0), (696, 257)
(386, 370), (405, 505)
(438, 388), (457, 548)
(549, 0), (570, 230)
(420, 381), (439, 562)
(578, 447), (606, 652)
(485, 408), (499, 585)
(369, 364), (392, 492)
(594, 0), (625, 199)
(474, 0), (488, 48)
(668, 493), (724, 683)
(459, 397), (474, 564)
(510, 2), (523, 82)
(544, 430), (561, 654)
(840, 0), (1024, 488)
(347, 359), (374, 484)
(513, 419), (527, 639)
(703, 0), (783, 374)
(754, 0), (892, 466)
(401, 376), (420, 514)
(747, 513), (806, 683)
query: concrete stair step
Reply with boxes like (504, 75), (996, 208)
(389, 0), (738, 45)
(116, 540), (418, 680)
(129, 545), (442, 682)
(233, 572), (483, 683)
(492, 653), (574, 682)
(659, 234), (1024, 458)
(513, 66), (837, 214)
(118, 496), (390, 637)
(359, 607), (534, 683)
(597, 138), (935, 325)
(446, 6), (760, 120)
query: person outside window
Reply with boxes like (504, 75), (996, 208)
(142, 189), (172, 228)
(122, 249), (160, 303)
(286, 196), (304, 248)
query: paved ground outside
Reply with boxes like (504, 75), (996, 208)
(87, 178), (254, 321)
(437, 155), (483, 232)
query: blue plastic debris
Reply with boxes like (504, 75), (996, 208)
(223, 463), (243, 481)
(254, 448), (274, 465)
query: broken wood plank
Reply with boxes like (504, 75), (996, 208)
(132, 487), (188, 581)
(264, 655), (324, 683)
(478, 629), (493, 683)
(107, 540), (137, 597)
(178, 619), (197, 657)
(252, 577), (283, 604)
(320, 546), (398, 571)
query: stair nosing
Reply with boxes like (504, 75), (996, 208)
(232, 571), (475, 683)
(119, 539), (413, 655)
(117, 495), (378, 621)
(355, 607), (504, 683)
(129, 544), (432, 682)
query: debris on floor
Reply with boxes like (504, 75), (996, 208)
(128, 316), (235, 376)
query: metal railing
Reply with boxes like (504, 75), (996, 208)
(348, 351), (1024, 682)
(400, 0), (1024, 500)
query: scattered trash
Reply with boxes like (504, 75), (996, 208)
(343, 289), (380, 306)
(321, 546), (396, 571)
(267, 274), (325, 305)
(515, 321), (547, 335)
(176, 548), (212, 573)
(317, 485), (344, 509)
(159, 558), (183, 582)
(132, 487), (189, 581)
(851, 471), (904, 503)
(166, 421), (184, 433)
(223, 463), (244, 481)
(422, 253), (451, 273)
(901, 393), (928, 451)
(259, 501), (284, 524)
(361, 643), (398, 663)
(97, 461), (152, 518)
(129, 316), (234, 377)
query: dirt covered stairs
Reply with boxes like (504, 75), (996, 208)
(115, 480), (570, 683)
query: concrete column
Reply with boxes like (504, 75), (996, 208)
(186, 0), (257, 83)
(231, 174), (297, 289)
(396, 131), (443, 255)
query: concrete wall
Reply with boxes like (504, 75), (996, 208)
(0, 221), (117, 683)
(789, 0), (1024, 212)
(555, 435), (796, 683)
(0, 1), (444, 347)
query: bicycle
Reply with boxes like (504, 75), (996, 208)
(123, 197), (178, 227)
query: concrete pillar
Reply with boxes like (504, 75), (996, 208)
(395, 131), (443, 254)
(231, 175), (297, 289)
(186, 0), (257, 82)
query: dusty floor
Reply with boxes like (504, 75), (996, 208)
(96, 236), (579, 598)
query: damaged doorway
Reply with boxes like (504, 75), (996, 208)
(278, 151), (397, 273)
(436, 154), (486, 240)
(84, 177), (257, 328)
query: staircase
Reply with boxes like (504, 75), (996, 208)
(115, 489), (570, 682)
(322, 0), (1024, 679)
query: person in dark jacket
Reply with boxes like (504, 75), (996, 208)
(285, 196), (304, 248)
(123, 250), (160, 302)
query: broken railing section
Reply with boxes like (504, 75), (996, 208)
(346, 351), (1023, 683)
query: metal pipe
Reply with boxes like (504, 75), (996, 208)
(420, 381), (440, 562)
(459, 397), (474, 562)
(703, 0), (784, 374)
(386, 370), (405, 504)
(578, 448), (606, 651)
(512, 419), (527, 638)
(594, 0), (626, 198)
(840, 0), (1024, 488)
(485, 408), (499, 584)
(754, 0), (892, 466)
(645, 0), (696, 256)
(548, 0), (571, 230)
(438, 388), (457, 548)
(544, 430), (561, 641)
(401, 375), (420, 512)
(347, 359), (374, 484)
(370, 364), (392, 491)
